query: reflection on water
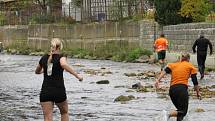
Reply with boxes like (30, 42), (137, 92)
(0, 54), (215, 121)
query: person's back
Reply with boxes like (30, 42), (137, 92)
(154, 37), (168, 52)
(194, 37), (211, 53)
(192, 33), (213, 79)
(154, 34), (168, 71)
(39, 54), (65, 89)
(155, 53), (200, 121)
(35, 38), (83, 121)
(168, 61), (196, 86)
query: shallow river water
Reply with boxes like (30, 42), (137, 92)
(0, 54), (214, 121)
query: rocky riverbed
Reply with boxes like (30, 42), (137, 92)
(0, 54), (215, 121)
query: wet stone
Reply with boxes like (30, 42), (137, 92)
(114, 85), (126, 88)
(132, 82), (143, 89)
(114, 95), (135, 102)
(195, 108), (205, 112)
(96, 80), (110, 84)
(124, 73), (137, 77)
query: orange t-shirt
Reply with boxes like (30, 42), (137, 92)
(154, 37), (168, 52)
(167, 61), (197, 86)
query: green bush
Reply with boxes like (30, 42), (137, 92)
(29, 14), (55, 24)
(111, 50), (127, 62)
(67, 48), (92, 58)
(126, 48), (152, 62)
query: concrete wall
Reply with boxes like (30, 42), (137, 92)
(166, 52), (215, 68)
(0, 25), (28, 48)
(163, 23), (215, 53)
(25, 22), (141, 51)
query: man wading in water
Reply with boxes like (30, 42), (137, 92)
(155, 53), (201, 121)
(35, 38), (83, 121)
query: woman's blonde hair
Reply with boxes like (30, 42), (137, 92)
(48, 38), (63, 64)
(51, 38), (63, 50)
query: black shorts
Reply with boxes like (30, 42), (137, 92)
(169, 84), (188, 121)
(157, 50), (166, 60)
(40, 87), (67, 103)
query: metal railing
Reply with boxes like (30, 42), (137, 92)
(0, 0), (151, 25)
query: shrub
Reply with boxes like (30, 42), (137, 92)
(126, 48), (153, 62)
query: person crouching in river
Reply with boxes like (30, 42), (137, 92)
(155, 53), (201, 121)
(35, 38), (83, 121)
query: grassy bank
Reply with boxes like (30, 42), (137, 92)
(4, 43), (153, 63)
(62, 47), (152, 62)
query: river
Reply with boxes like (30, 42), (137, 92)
(0, 54), (214, 121)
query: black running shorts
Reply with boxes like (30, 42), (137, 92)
(157, 50), (166, 60)
(40, 87), (67, 103)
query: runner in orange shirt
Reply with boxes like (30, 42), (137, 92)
(154, 34), (168, 71)
(155, 53), (201, 121)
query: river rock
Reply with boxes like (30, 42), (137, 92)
(114, 95), (135, 102)
(101, 71), (113, 76)
(135, 55), (149, 63)
(72, 63), (85, 67)
(132, 82), (143, 89)
(124, 73), (137, 77)
(96, 80), (110, 84)
(189, 86), (215, 99)
(114, 85), (126, 88)
(195, 108), (205, 112)
(145, 71), (156, 77)
(84, 69), (98, 75)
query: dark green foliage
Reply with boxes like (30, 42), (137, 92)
(68, 48), (92, 58)
(29, 14), (55, 24)
(154, 0), (183, 25)
(180, 0), (212, 22)
(126, 48), (152, 62)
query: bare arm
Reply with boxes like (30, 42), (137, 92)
(191, 74), (201, 99)
(155, 71), (167, 89)
(153, 40), (157, 51)
(208, 40), (213, 55)
(192, 40), (197, 53)
(35, 64), (43, 74)
(60, 57), (83, 81)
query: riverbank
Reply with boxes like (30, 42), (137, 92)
(2, 47), (153, 63)
(2, 47), (215, 70)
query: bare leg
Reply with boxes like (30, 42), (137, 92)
(40, 101), (54, 121)
(56, 100), (69, 121)
(169, 110), (178, 117)
(159, 59), (165, 71)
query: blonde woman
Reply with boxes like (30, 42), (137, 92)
(35, 38), (83, 121)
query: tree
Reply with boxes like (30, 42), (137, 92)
(10, 0), (61, 15)
(154, 0), (183, 26)
(179, 0), (212, 22)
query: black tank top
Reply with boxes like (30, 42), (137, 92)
(39, 54), (66, 89)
